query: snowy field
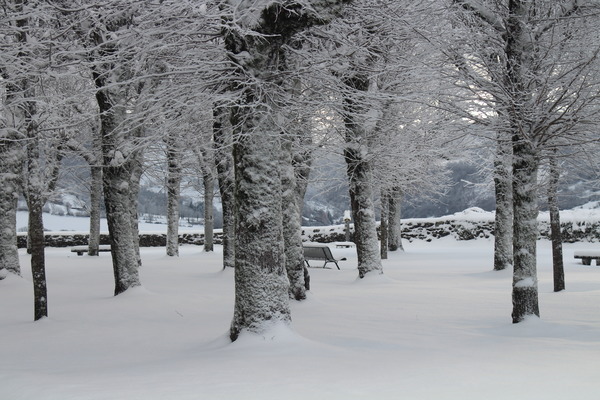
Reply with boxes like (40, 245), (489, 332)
(15, 211), (204, 234)
(2, 237), (600, 400)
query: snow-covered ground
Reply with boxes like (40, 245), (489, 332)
(15, 211), (204, 234)
(2, 237), (600, 399)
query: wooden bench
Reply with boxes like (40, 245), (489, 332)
(574, 251), (600, 266)
(302, 244), (346, 270)
(71, 245), (111, 256)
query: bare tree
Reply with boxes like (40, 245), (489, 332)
(450, 0), (600, 322)
(221, 0), (350, 341)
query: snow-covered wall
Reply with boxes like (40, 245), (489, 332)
(16, 232), (223, 249)
(303, 206), (600, 243)
(16, 204), (600, 247)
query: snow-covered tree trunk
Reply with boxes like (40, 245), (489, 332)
(166, 134), (182, 257)
(203, 172), (215, 252)
(0, 179), (20, 277)
(213, 105), (235, 268)
(95, 79), (141, 295)
(24, 118), (51, 321)
(88, 165), (102, 256)
(27, 190), (47, 321)
(0, 99), (24, 277)
(343, 76), (383, 278)
(281, 136), (307, 300)
(345, 150), (383, 277)
(103, 161), (141, 295)
(129, 150), (143, 267)
(506, 0), (540, 323)
(223, 0), (350, 340)
(511, 138), (540, 322)
(0, 0), (33, 277)
(380, 190), (389, 260)
(388, 187), (404, 252)
(229, 119), (290, 340)
(493, 135), (513, 271)
(548, 151), (565, 292)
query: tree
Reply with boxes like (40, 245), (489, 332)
(341, 74), (384, 278)
(449, 0), (600, 322)
(72, 2), (149, 295)
(221, 0), (350, 341)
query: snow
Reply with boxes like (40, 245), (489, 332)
(15, 211), (203, 234)
(514, 277), (536, 288)
(3, 232), (600, 399)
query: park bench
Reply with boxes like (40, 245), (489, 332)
(574, 251), (600, 266)
(71, 245), (111, 256)
(302, 244), (346, 270)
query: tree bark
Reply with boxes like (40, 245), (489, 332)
(129, 149), (143, 267)
(28, 194), (47, 321)
(94, 78), (141, 295)
(548, 152), (565, 292)
(388, 187), (404, 252)
(88, 165), (102, 256)
(511, 138), (540, 322)
(24, 110), (49, 321)
(493, 134), (513, 271)
(343, 76), (383, 278)
(0, 184), (20, 277)
(103, 162), (141, 295)
(229, 120), (290, 341)
(213, 105), (235, 268)
(380, 190), (389, 260)
(0, 111), (22, 277)
(203, 172), (215, 252)
(506, 0), (540, 323)
(0, 0), (30, 277)
(281, 136), (307, 300)
(166, 134), (182, 257)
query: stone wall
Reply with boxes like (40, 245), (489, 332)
(16, 219), (600, 248)
(17, 232), (223, 249)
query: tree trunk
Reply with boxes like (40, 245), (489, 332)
(28, 194), (47, 320)
(380, 190), (389, 260)
(88, 165), (102, 256)
(129, 150), (143, 267)
(4, 3), (29, 270)
(511, 138), (540, 322)
(203, 172), (215, 252)
(229, 120), (291, 341)
(293, 147), (312, 292)
(166, 135), (182, 257)
(343, 76), (383, 278)
(25, 120), (48, 320)
(388, 187), (404, 252)
(0, 157), (21, 276)
(103, 163), (141, 295)
(493, 134), (513, 271)
(548, 152), (565, 292)
(213, 105), (235, 268)
(95, 82), (141, 295)
(281, 136), (307, 300)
